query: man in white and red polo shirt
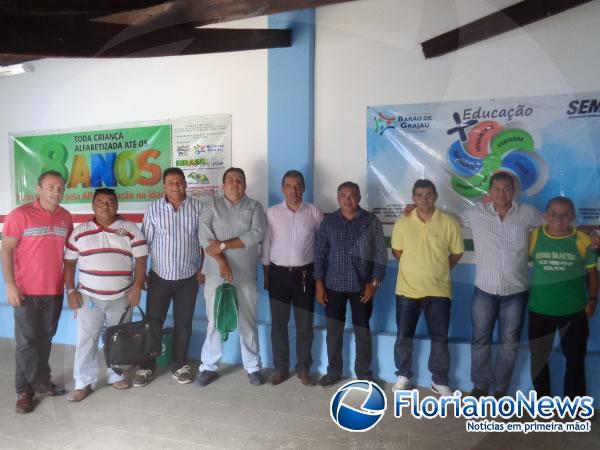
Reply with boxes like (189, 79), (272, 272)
(64, 188), (147, 402)
(1, 171), (73, 414)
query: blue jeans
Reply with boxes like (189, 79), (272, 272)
(471, 287), (528, 393)
(394, 295), (450, 385)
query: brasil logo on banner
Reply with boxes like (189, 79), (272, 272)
(367, 92), (600, 224)
(11, 124), (171, 205)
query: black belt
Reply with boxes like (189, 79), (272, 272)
(271, 263), (313, 272)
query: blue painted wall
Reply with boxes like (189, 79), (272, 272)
(267, 10), (315, 206)
(2, 264), (600, 405)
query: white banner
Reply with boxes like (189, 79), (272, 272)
(172, 114), (232, 198)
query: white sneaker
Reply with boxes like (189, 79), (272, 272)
(431, 383), (453, 397)
(392, 375), (411, 391)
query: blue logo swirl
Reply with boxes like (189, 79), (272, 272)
(330, 380), (387, 432)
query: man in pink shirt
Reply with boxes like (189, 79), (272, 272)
(261, 170), (323, 386)
(1, 171), (73, 414)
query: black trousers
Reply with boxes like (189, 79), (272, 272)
(141, 271), (199, 372)
(324, 289), (373, 379)
(528, 309), (589, 398)
(268, 263), (315, 373)
(14, 295), (63, 394)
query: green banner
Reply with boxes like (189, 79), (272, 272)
(12, 125), (171, 205)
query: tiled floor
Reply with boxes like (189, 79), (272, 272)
(0, 338), (598, 449)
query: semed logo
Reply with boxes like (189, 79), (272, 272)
(330, 380), (387, 432)
(566, 98), (600, 117)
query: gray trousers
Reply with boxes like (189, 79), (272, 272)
(200, 277), (261, 373)
(14, 295), (63, 394)
(73, 294), (131, 389)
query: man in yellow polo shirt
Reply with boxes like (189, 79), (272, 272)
(391, 179), (463, 396)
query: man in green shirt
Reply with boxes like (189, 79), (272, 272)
(528, 196), (598, 398)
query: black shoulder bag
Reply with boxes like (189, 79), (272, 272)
(104, 306), (162, 375)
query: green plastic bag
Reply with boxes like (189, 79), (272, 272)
(214, 282), (238, 341)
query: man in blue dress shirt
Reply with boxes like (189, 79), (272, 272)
(314, 181), (387, 387)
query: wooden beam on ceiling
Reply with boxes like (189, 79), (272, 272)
(96, 0), (357, 53)
(175, 0), (358, 27)
(421, 0), (595, 58)
(0, 16), (291, 59)
(0, 0), (357, 65)
(92, 3), (180, 25)
(0, 0), (171, 17)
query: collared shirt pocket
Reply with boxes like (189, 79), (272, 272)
(155, 222), (170, 236)
(507, 225), (527, 250)
(295, 217), (316, 245)
(233, 208), (254, 235)
(181, 217), (199, 237)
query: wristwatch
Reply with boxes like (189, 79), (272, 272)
(370, 279), (381, 288)
(219, 241), (226, 251)
(67, 288), (78, 294)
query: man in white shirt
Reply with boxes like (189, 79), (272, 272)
(261, 170), (323, 386)
(464, 172), (544, 399)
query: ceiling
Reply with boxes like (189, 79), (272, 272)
(0, 0), (593, 67)
(0, 0), (356, 66)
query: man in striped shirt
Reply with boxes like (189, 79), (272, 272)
(134, 167), (204, 387)
(64, 188), (148, 401)
(2, 171), (73, 414)
(465, 172), (544, 399)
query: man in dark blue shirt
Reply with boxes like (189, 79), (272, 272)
(314, 181), (387, 387)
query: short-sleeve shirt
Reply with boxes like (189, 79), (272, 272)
(142, 196), (203, 281)
(528, 226), (597, 316)
(3, 199), (73, 296)
(392, 208), (464, 299)
(65, 218), (148, 300)
(198, 195), (265, 282)
(461, 201), (544, 296)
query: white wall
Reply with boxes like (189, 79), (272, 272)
(0, 17), (269, 214)
(314, 0), (600, 211)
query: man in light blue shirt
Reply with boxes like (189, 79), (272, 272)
(133, 167), (204, 388)
(197, 167), (265, 386)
